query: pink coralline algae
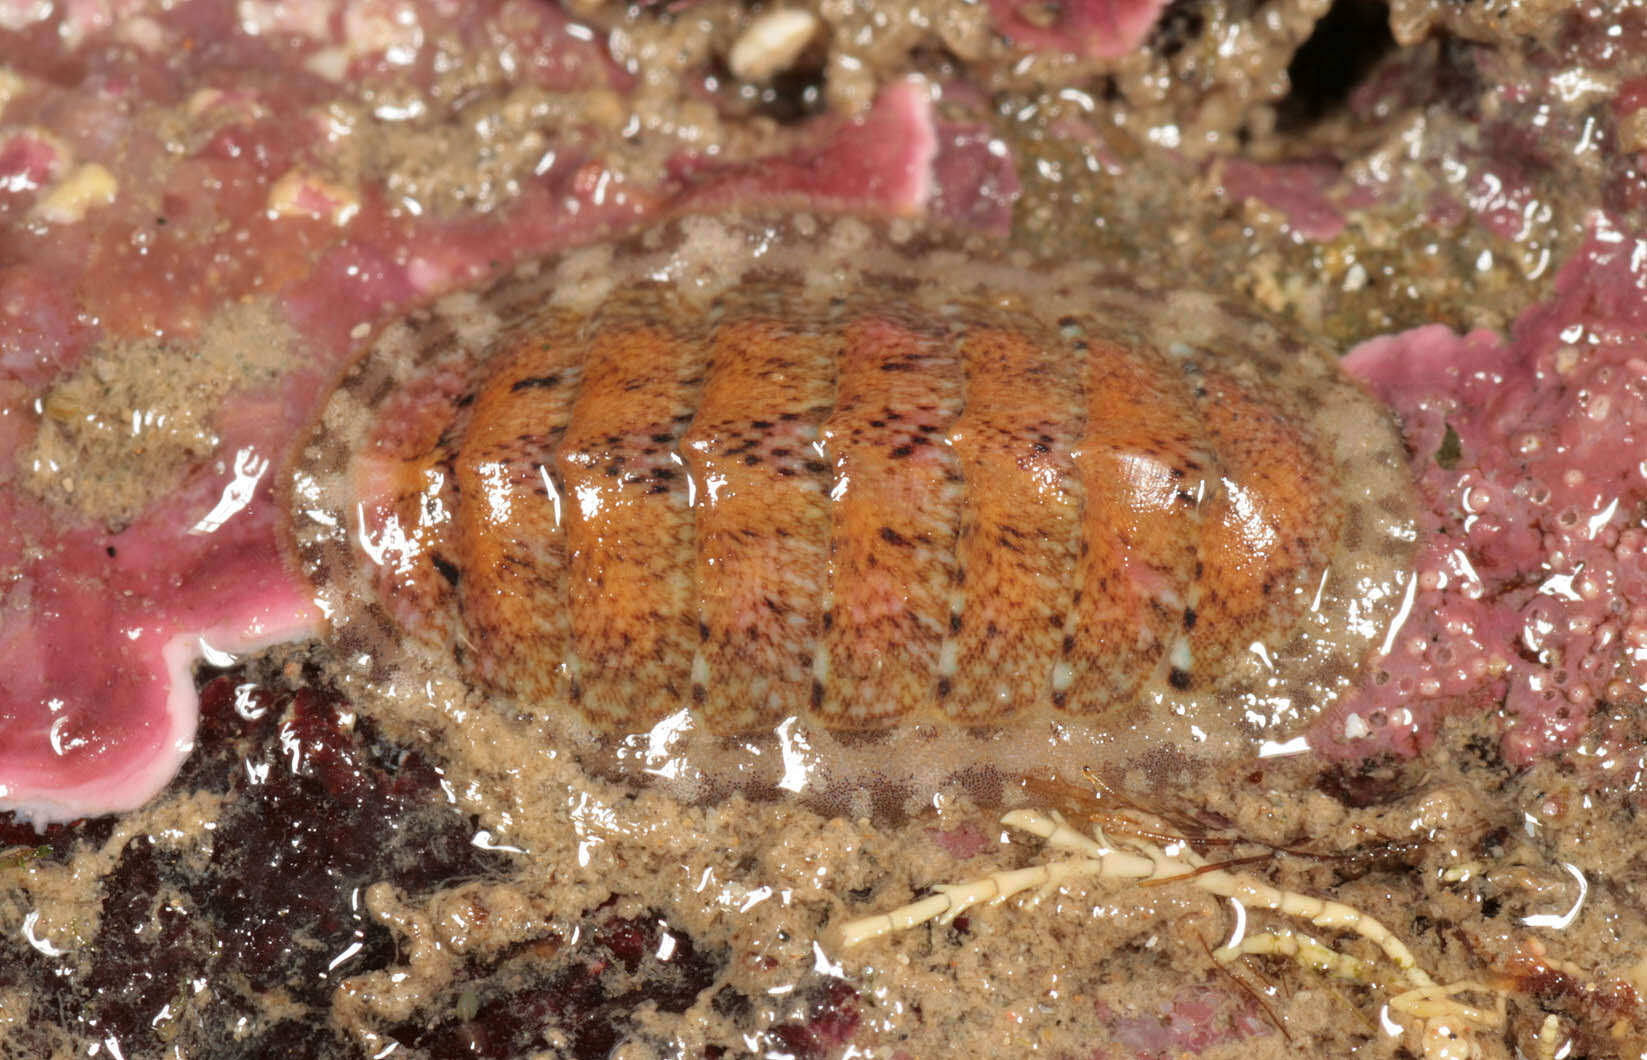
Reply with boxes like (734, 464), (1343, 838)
(1331, 214), (1647, 764)
(1093, 985), (1269, 1059)
(0, 467), (320, 826)
(1216, 159), (1349, 243)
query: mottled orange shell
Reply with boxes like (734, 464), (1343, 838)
(292, 214), (1413, 774)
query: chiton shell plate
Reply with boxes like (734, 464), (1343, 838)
(289, 213), (1415, 798)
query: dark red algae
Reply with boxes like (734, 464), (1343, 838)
(386, 911), (722, 1059)
(381, 910), (859, 1060)
(0, 669), (511, 1058)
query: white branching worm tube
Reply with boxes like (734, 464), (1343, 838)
(831, 808), (1506, 1057)
(834, 807), (1428, 984)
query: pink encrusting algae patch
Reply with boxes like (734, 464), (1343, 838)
(1216, 158), (1348, 243)
(0, 2), (1017, 826)
(1328, 213), (1647, 764)
(0, 486), (320, 825)
(1095, 986), (1271, 1059)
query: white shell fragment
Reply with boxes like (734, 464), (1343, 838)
(728, 8), (821, 83)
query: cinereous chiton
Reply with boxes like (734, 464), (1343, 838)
(288, 212), (1415, 804)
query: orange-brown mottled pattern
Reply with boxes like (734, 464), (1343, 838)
(681, 318), (836, 729)
(294, 215), (1406, 740)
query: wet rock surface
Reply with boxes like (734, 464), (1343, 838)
(7, 0), (1647, 1058)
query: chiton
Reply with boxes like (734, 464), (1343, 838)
(290, 213), (1415, 798)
